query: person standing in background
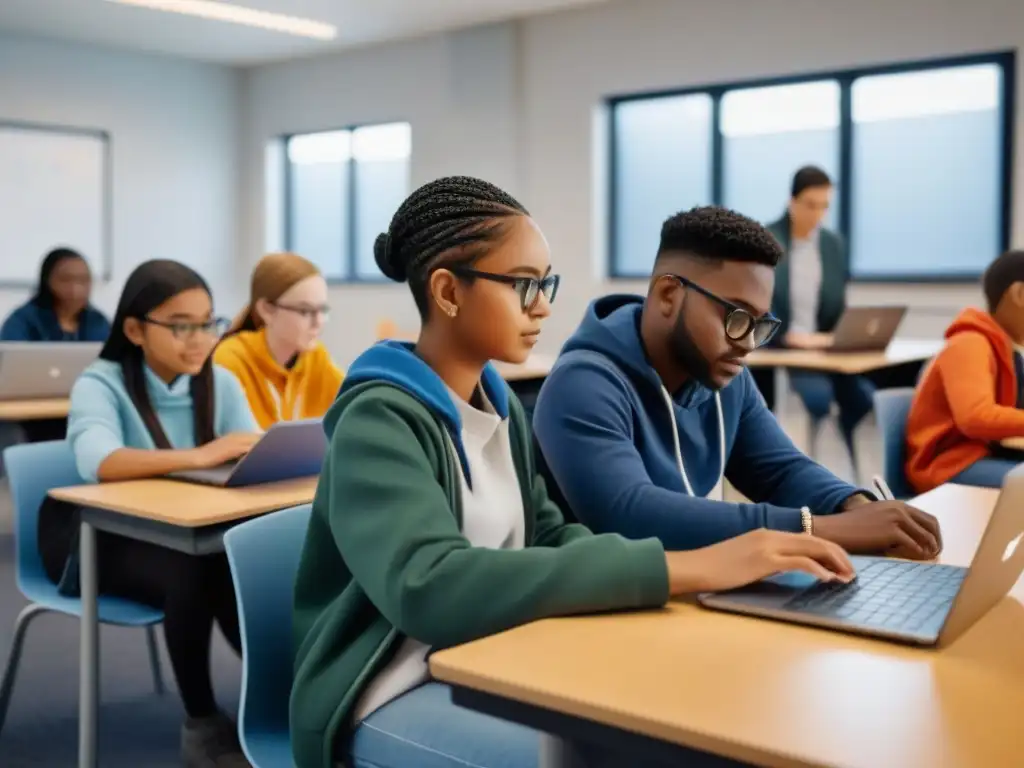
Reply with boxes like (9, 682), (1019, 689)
(1, 247), (111, 442)
(214, 252), (343, 430)
(753, 166), (873, 461)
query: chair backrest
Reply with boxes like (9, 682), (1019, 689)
(224, 503), (311, 752)
(873, 388), (915, 500)
(2, 440), (83, 589)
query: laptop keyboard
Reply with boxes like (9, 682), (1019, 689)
(782, 559), (967, 633)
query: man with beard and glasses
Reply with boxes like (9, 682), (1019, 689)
(533, 206), (942, 559)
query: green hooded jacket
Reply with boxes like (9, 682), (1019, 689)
(290, 341), (671, 767)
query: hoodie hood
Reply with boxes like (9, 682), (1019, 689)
(560, 294), (715, 409)
(324, 340), (509, 487)
(945, 307), (1015, 350)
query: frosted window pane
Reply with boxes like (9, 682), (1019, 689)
(722, 81), (840, 226)
(353, 124), (411, 279)
(612, 95), (713, 276)
(851, 64), (1002, 276)
(287, 131), (349, 279)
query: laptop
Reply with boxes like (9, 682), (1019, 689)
(0, 342), (102, 399)
(829, 306), (907, 352)
(169, 418), (327, 488)
(698, 465), (1024, 647)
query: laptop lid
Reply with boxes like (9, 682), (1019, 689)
(937, 466), (1024, 646)
(222, 418), (327, 487)
(0, 342), (102, 399)
(831, 306), (907, 351)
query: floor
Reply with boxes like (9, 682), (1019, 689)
(0, 397), (879, 766)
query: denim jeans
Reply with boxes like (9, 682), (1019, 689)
(951, 456), (1022, 488)
(788, 371), (874, 454)
(347, 683), (751, 768)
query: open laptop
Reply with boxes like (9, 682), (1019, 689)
(829, 306), (907, 352)
(169, 418), (327, 488)
(698, 466), (1024, 647)
(0, 342), (101, 400)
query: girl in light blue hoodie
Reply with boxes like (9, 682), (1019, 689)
(38, 259), (259, 767)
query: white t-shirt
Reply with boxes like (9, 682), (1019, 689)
(351, 386), (526, 722)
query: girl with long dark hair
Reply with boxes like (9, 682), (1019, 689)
(38, 259), (260, 767)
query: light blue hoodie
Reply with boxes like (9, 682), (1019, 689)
(533, 295), (866, 551)
(67, 358), (258, 482)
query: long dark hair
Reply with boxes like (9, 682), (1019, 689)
(32, 247), (87, 309)
(100, 259), (216, 449)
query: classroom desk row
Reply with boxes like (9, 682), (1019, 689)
(50, 471), (1021, 768)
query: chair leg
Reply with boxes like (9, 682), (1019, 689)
(806, 417), (823, 461)
(0, 603), (51, 736)
(145, 626), (165, 696)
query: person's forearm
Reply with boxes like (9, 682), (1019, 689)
(96, 447), (198, 482)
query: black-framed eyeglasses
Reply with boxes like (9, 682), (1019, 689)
(667, 274), (781, 348)
(449, 267), (560, 312)
(272, 302), (331, 323)
(142, 316), (229, 340)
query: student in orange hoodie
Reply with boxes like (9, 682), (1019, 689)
(215, 253), (343, 429)
(906, 249), (1024, 492)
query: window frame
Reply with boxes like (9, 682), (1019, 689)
(281, 121), (411, 284)
(606, 51), (1016, 283)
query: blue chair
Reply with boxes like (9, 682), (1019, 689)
(873, 388), (916, 500)
(0, 440), (165, 734)
(224, 503), (311, 768)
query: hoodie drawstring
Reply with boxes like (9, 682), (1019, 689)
(660, 386), (725, 499)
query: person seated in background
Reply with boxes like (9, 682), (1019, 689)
(906, 250), (1024, 492)
(1, 247), (110, 342)
(533, 206), (941, 561)
(37, 259), (260, 767)
(214, 252), (342, 430)
(290, 177), (854, 768)
(0, 247), (111, 442)
(756, 166), (874, 459)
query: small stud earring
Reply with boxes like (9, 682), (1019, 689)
(448, 306), (458, 318)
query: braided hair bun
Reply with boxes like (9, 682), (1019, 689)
(374, 176), (528, 316)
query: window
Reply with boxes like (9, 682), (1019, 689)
(721, 81), (840, 227)
(607, 53), (1013, 280)
(611, 95), (713, 276)
(285, 122), (411, 281)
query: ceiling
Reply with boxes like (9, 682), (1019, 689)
(0, 0), (608, 65)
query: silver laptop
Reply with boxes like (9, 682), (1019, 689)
(698, 465), (1024, 647)
(0, 342), (101, 400)
(829, 306), (907, 352)
(169, 418), (327, 488)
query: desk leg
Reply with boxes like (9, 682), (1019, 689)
(78, 520), (99, 768)
(539, 735), (588, 767)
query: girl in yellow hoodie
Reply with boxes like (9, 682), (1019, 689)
(215, 253), (343, 429)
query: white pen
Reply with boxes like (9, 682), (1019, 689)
(872, 474), (896, 502)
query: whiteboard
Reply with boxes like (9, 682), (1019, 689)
(0, 123), (110, 285)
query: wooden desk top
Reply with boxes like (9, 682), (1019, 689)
(49, 476), (317, 528)
(431, 484), (1023, 768)
(747, 338), (942, 374)
(0, 398), (70, 421)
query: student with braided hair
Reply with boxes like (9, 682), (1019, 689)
(289, 176), (854, 768)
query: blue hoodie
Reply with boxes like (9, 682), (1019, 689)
(533, 295), (864, 551)
(339, 340), (510, 486)
(0, 300), (110, 342)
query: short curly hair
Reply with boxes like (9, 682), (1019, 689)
(657, 206), (783, 267)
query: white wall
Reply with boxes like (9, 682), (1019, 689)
(243, 0), (1024, 364)
(0, 33), (242, 324)
(241, 24), (522, 362)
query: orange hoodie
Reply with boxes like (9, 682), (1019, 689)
(905, 307), (1024, 493)
(213, 328), (344, 430)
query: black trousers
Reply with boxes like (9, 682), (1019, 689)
(38, 499), (241, 719)
(18, 418), (67, 443)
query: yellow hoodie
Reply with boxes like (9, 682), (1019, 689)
(214, 329), (344, 430)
